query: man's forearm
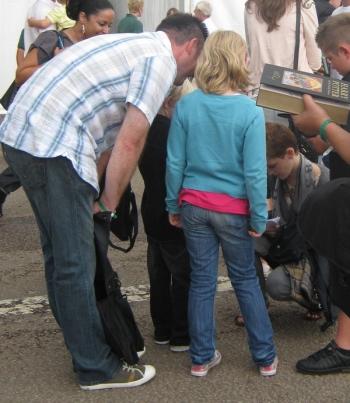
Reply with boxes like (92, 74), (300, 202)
(99, 104), (150, 210)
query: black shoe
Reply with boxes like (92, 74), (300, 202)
(0, 189), (6, 217)
(296, 341), (350, 374)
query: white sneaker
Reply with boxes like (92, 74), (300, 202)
(80, 363), (156, 390)
(170, 345), (190, 352)
(137, 346), (146, 358)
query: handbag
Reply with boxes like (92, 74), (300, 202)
(94, 212), (144, 364)
(99, 175), (138, 253)
(266, 210), (305, 267)
(0, 81), (19, 110)
(109, 184), (138, 253)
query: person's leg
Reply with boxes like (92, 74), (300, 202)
(159, 239), (190, 347)
(296, 310), (350, 374)
(0, 166), (21, 193)
(214, 212), (276, 367)
(296, 266), (350, 374)
(181, 203), (219, 365)
(335, 311), (350, 350)
(0, 166), (22, 216)
(146, 237), (172, 343)
(4, 146), (120, 384)
(265, 266), (292, 301)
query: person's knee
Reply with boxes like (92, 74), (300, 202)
(266, 267), (291, 300)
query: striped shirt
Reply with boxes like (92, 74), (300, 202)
(0, 32), (176, 192)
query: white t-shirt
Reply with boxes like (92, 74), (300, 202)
(332, 6), (350, 16)
(24, 0), (58, 54)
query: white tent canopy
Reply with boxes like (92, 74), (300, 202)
(0, 0), (246, 96)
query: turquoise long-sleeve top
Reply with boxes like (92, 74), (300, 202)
(165, 89), (267, 234)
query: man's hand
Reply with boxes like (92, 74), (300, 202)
(292, 95), (330, 137)
(169, 213), (182, 228)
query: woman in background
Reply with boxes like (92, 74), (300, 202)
(245, 0), (321, 100)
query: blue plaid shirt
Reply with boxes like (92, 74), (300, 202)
(0, 32), (176, 191)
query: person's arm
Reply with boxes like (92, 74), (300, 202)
(243, 107), (268, 236)
(15, 48), (41, 85)
(16, 31), (62, 85)
(27, 17), (52, 29)
(95, 104), (150, 212)
(16, 48), (25, 68)
(165, 103), (186, 218)
(16, 29), (25, 67)
(293, 94), (350, 164)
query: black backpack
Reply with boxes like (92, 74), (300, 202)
(94, 212), (144, 364)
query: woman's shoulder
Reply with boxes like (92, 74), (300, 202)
(34, 30), (60, 44)
(30, 30), (61, 51)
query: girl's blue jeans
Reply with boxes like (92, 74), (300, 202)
(181, 203), (276, 366)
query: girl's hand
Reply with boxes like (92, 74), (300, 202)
(169, 213), (182, 228)
(248, 229), (262, 238)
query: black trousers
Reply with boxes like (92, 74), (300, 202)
(147, 236), (190, 345)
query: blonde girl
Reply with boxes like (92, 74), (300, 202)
(166, 31), (277, 377)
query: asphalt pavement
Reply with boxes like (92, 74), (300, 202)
(0, 154), (349, 403)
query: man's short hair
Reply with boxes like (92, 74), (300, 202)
(194, 1), (212, 17)
(316, 13), (350, 53)
(266, 123), (298, 159)
(156, 13), (208, 46)
(128, 0), (143, 14)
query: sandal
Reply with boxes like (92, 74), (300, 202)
(234, 314), (245, 327)
(304, 310), (322, 321)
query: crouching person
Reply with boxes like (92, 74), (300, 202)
(256, 123), (329, 318)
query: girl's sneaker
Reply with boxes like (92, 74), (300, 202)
(259, 356), (278, 376)
(191, 350), (222, 377)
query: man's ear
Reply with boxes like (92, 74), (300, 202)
(338, 43), (350, 59)
(185, 37), (199, 56)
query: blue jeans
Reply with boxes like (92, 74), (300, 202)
(181, 203), (276, 366)
(3, 145), (120, 385)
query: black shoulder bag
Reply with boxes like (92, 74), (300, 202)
(94, 212), (144, 364)
(109, 184), (138, 253)
(98, 177), (138, 253)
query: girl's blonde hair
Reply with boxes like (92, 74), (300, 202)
(195, 31), (250, 94)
